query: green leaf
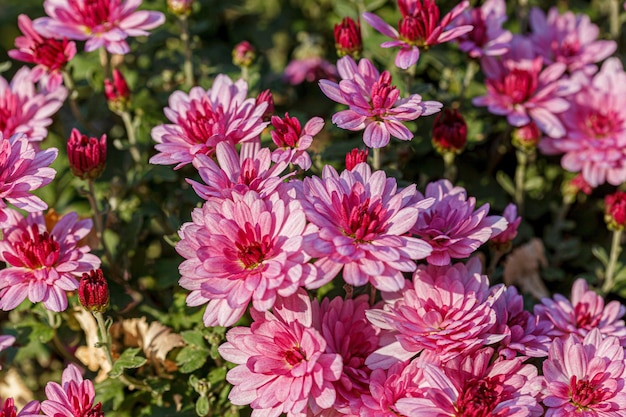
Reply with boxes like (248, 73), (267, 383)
(195, 395), (210, 417)
(109, 348), (147, 378)
(177, 344), (210, 373)
(181, 330), (207, 347)
(95, 378), (127, 410)
(592, 244), (610, 266)
(495, 171), (515, 197)
(207, 367), (227, 386)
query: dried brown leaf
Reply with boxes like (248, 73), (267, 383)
(503, 238), (550, 300)
(73, 307), (111, 382)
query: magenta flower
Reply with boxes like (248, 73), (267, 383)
(8, 14), (76, 90)
(150, 75), (269, 169)
(539, 58), (626, 187)
(177, 189), (316, 327)
(33, 0), (165, 55)
(411, 179), (508, 266)
(218, 290), (343, 416)
(300, 163), (432, 292)
(535, 278), (626, 346)
(541, 329), (626, 415)
(319, 56), (442, 148)
(270, 113), (324, 171)
(0, 209), (100, 312)
(490, 203), (522, 249)
(362, 0), (473, 69)
(0, 133), (58, 224)
(0, 398), (40, 417)
(41, 363), (103, 417)
(452, 0), (512, 58)
(529, 7), (617, 74)
(283, 57), (338, 85)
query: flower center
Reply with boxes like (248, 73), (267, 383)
(72, 0), (117, 28)
(574, 303), (600, 329)
(467, 9), (487, 47)
(490, 67), (539, 104)
(370, 71), (399, 117)
(338, 191), (387, 243)
(555, 34), (581, 59)
(236, 223), (271, 269)
(181, 100), (225, 145)
(569, 375), (609, 409)
(398, 0), (440, 47)
(14, 226), (60, 269)
(284, 345), (306, 366)
(0, 91), (22, 136)
(455, 377), (502, 417)
(34, 39), (72, 71)
(84, 402), (105, 417)
(584, 111), (619, 139)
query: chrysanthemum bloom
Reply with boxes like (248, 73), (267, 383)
(452, 0), (512, 58)
(0, 66), (67, 142)
(177, 189), (316, 327)
(300, 163), (432, 291)
(41, 363), (103, 417)
(218, 290), (343, 416)
(366, 258), (505, 368)
(473, 37), (576, 138)
(188, 141), (291, 201)
(411, 179), (507, 266)
(270, 113), (324, 170)
(539, 58), (626, 187)
(535, 278), (626, 346)
(345, 148), (368, 170)
(605, 191), (626, 231)
(542, 329), (626, 415)
(150, 74), (269, 169)
(396, 347), (542, 416)
(0, 133), (57, 224)
(8, 14), (76, 90)
(33, 0), (165, 55)
(432, 108), (467, 155)
(312, 295), (380, 414)
(490, 203), (521, 251)
(0, 209), (100, 312)
(319, 56), (442, 148)
(104, 68), (131, 113)
(283, 57), (338, 85)
(362, 0), (473, 69)
(67, 129), (107, 180)
(0, 397), (41, 417)
(334, 17), (363, 58)
(529, 7), (617, 74)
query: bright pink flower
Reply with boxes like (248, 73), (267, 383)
(0, 209), (100, 312)
(300, 163), (432, 292)
(150, 75), (269, 169)
(177, 190), (316, 327)
(365, 259), (505, 369)
(362, 0), (473, 69)
(41, 363), (103, 417)
(606, 191), (626, 231)
(0, 67), (67, 142)
(452, 0), (512, 58)
(529, 7), (617, 74)
(67, 128), (107, 180)
(33, 0), (165, 55)
(411, 179), (508, 266)
(0, 133), (58, 224)
(334, 17), (363, 58)
(8, 14), (76, 90)
(104, 68), (131, 112)
(283, 57), (338, 85)
(255, 89), (274, 121)
(490, 203), (521, 248)
(218, 290), (343, 416)
(539, 58), (626, 187)
(535, 278), (626, 346)
(345, 148), (368, 170)
(0, 397), (41, 417)
(541, 329), (626, 415)
(271, 113), (324, 170)
(319, 56), (442, 148)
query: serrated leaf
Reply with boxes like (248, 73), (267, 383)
(176, 345), (210, 373)
(95, 378), (127, 410)
(181, 330), (207, 347)
(592, 244), (610, 266)
(109, 348), (147, 378)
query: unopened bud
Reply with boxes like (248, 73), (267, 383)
(78, 269), (109, 313)
(345, 148), (368, 170)
(432, 108), (467, 155)
(67, 128), (107, 180)
(232, 41), (256, 68)
(605, 191), (626, 231)
(512, 122), (541, 151)
(104, 69), (130, 113)
(334, 17), (362, 58)
(256, 89), (275, 122)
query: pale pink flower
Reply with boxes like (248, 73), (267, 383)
(541, 329), (626, 415)
(218, 290), (343, 417)
(177, 189), (316, 327)
(453, 0), (513, 58)
(490, 203), (522, 248)
(0, 335), (15, 370)
(41, 363), (103, 417)
(319, 56), (442, 148)
(299, 163), (432, 292)
(535, 277), (626, 346)
(362, 0), (473, 69)
(150, 75), (269, 169)
(411, 179), (508, 266)
(271, 113), (324, 170)
(365, 258), (505, 369)
(529, 7), (617, 74)
(539, 58), (626, 187)
(0, 397), (41, 417)
(33, 0), (165, 55)
(0, 133), (58, 224)
(283, 57), (338, 85)
(0, 66), (67, 142)
(0, 209), (100, 312)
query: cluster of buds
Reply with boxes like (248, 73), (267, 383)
(232, 41), (256, 68)
(67, 128), (107, 180)
(104, 68), (131, 113)
(334, 17), (362, 58)
(345, 148), (369, 170)
(605, 191), (626, 231)
(78, 269), (109, 313)
(512, 122), (542, 151)
(432, 108), (467, 155)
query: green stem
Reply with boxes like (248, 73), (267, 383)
(610, 0), (621, 39)
(86, 180), (120, 281)
(372, 147), (381, 171)
(99, 48), (110, 79)
(62, 70), (93, 132)
(514, 149), (528, 215)
(442, 152), (457, 183)
(602, 229), (623, 294)
(120, 111), (142, 165)
(179, 16), (194, 88)
(460, 59), (479, 100)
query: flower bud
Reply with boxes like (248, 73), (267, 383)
(104, 69), (130, 113)
(562, 173), (593, 204)
(256, 89), (275, 121)
(334, 17), (362, 58)
(67, 128), (107, 180)
(345, 148), (368, 170)
(605, 191), (626, 231)
(432, 108), (467, 155)
(490, 203), (521, 252)
(78, 269), (109, 313)
(512, 122), (541, 151)
(232, 41), (256, 68)
(167, 0), (193, 16)
(271, 113), (302, 148)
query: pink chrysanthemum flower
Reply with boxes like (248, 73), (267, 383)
(490, 203), (522, 249)
(283, 57), (338, 85)
(150, 75), (269, 169)
(218, 290), (343, 417)
(8, 15), (76, 91)
(541, 329), (626, 415)
(362, 0), (473, 69)
(0, 209), (100, 312)
(411, 179), (508, 266)
(0, 67), (67, 142)
(312, 295), (380, 414)
(535, 278), (626, 346)
(271, 113), (324, 171)
(365, 258), (506, 369)
(0, 397), (41, 417)
(0, 133), (58, 224)
(539, 58), (626, 187)
(452, 0), (512, 58)
(473, 37), (577, 138)
(177, 189), (316, 327)
(529, 7), (617, 75)
(319, 56), (442, 148)
(299, 163), (432, 292)
(41, 363), (103, 417)
(33, 0), (165, 55)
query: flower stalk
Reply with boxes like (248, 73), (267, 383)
(602, 229), (623, 294)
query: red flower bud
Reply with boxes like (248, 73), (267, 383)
(67, 128), (107, 180)
(256, 89), (275, 122)
(232, 41), (256, 67)
(562, 173), (593, 204)
(512, 122), (542, 150)
(271, 113), (302, 148)
(167, 0), (194, 16)
(334, 17), (362, 58)
(78, 269), (109, 313)
(345, 148), (369, 170)
(432, 108), (467, 154)
(605, 191), (626, 231)
(104, 69), (130, 112)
